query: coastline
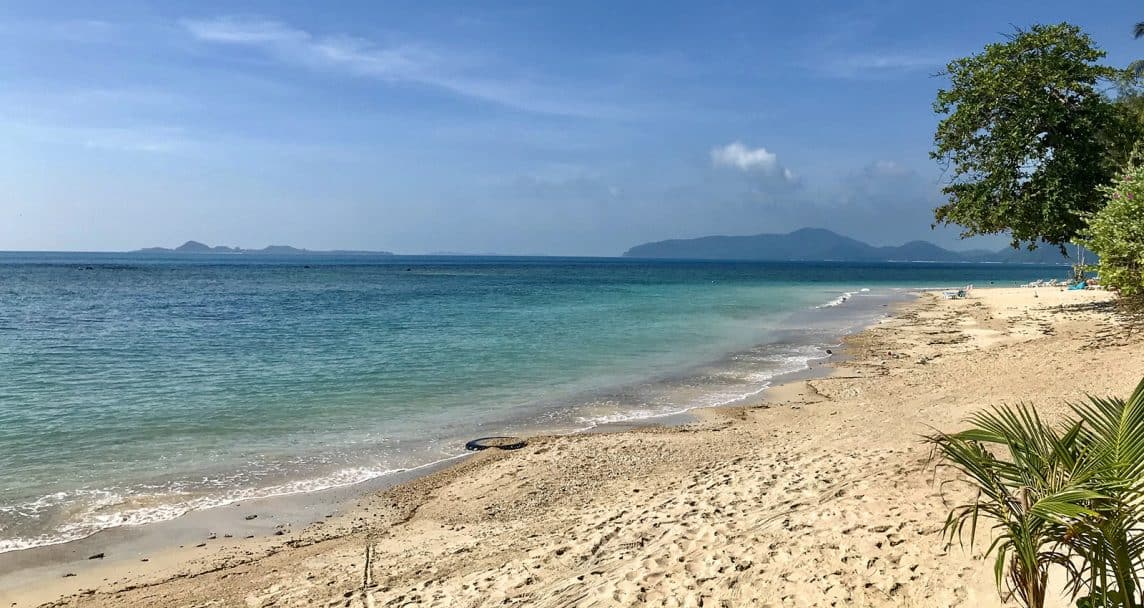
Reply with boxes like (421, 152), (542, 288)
(0, 286), (897, 558)
(4, 286), (1136, 607)
(0, 293), (872, 606)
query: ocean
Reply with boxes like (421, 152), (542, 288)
(0, 254), (1066, 553)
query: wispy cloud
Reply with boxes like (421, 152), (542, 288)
(82, 140), (173, 153)
(181, 16), (626, 118)
(839, 52), (944, 71)
(801, 10), (946, 80)
(867, 159), (911, 176)
(0, 87), (185, 114)
(183, 17), (308, 44)
(80, 127), (184, 153)
(0, 19), (120, 43)
(4, 121), (187, 153)
(818, 51), (946, 79)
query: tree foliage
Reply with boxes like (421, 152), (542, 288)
(1106, 86), (1144, 170)
(1083, 158), (1144, 300)
(931, 23), (1121, 252)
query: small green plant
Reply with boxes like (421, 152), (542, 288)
(927, 405), (1102, 608)
(927, 378), (1144, 608)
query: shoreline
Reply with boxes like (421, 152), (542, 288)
(0, 292), (893, 606)
(5, 285), (1133, 607)
(0, 289), (896, 560)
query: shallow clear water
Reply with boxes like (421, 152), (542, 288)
(0, 254), (1065, 552)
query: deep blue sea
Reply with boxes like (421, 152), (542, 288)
(0, 254), (1068, 552)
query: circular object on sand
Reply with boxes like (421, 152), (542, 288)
(465, 436), (528, 451)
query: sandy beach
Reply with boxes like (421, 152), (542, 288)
(4, 286), (1141, 608)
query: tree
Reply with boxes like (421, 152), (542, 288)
(931, 24), (1121, 253)
(1083, 158), (1144, 300)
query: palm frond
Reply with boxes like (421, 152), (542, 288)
(925, 387), (1144, 608)
(1028, 488), (1107, 523)
(1072, 379), (1144, 485)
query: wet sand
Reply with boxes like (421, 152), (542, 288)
(3, 286), (1140, 607)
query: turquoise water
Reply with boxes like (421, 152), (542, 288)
(0, 255), (1065, 552)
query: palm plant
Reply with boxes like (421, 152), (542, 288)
(927, 404), (1105, 608)
(928, 377), (1144, 608)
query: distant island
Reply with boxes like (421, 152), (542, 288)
(136, 240), (394, 256)
(623, 228), (1089, 265)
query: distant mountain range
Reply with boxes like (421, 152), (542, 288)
(623, 228), (1088, 265)
(136, 240), (394, 256)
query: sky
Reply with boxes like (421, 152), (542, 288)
(1, 1), (1141, 255)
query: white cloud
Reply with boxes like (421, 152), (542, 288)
(710, 142), (798, 184)
(710, 142), (778, 172)
(180, 16), (625, 118)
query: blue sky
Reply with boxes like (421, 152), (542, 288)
(1, 1), (1140, 254)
